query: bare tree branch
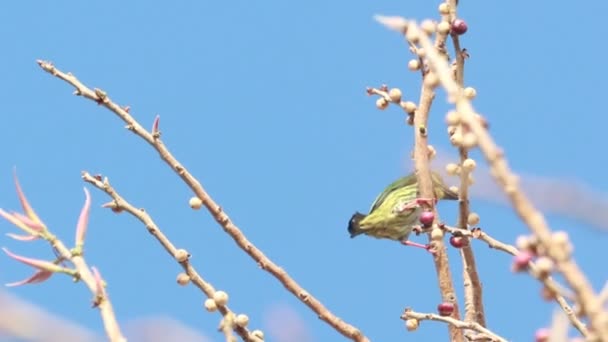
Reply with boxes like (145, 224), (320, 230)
(38, 60), (368, 342)
(410, 20), (607, 340)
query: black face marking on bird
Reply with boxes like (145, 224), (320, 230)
(348, 212), (366, 238)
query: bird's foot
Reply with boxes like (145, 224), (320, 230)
(412, 225), (425, 235)
(401, 240), (436, 254)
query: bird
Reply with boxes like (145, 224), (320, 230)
(348, 172), (458, 250)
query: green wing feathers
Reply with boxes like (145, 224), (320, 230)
(348, 171), (458, 242)
(369, 172), (457, 213)
(369, 173), (417, 212)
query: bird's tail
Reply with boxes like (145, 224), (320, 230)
(348, 212), (367, 238)
(438, 182), (459, 200)
(430, 172), (459, 200)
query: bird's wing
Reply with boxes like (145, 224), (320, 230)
(369, 174), (417, 213)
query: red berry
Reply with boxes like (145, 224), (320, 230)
(437, 302), (454, 316)
(451, 19), (468, 35)
(419, 211), (435, 227)
(511, 251), (533, 272)
(449, 236), (469, 248)
(534, 328), (550, 342)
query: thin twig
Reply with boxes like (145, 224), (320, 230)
(38, 60), (368, 342)
(82, 172), (254, 341)
(402, 309), (507, 342)
(408, 26), (608, 338)
(405, 18), (465, 342)
(52, 242), (125, 342)
(445, 0), (487, 327)
(439, 224), (588, 336)
(219, 314), (237, 342)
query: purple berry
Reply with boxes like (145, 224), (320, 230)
(419, 211), (435, 227)
(437, 302), (455, 316)
(451, 19), (468, 35)
(449, 236), (469, 249)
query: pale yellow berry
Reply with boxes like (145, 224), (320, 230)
(251, 330), (265, 340)
(213, 291), (229, 306)
(535, 257), (554, 277)
(376, 97), (389, 110)
(175, 249), (190, 262)
(406, 28), (419, 43)
(421, 20), (436, 35)
(467, 212), (480, 226)
(204, 298), (218, 312)
(438, 3), (450, 15)
(552, 231), (569, 245)
(427, 145), (437, 159)
(416, 48), (426, 58)
(408, 59), (421, 71)
(449, 186), (459, 193)
(515, 235), (531, 251)
(388, 88), (402, 102)
(450, 131), (463, 146)
(176, 273), (190, 286)
(445, 110), (461, 125)
(437, 21), (451, 35)
(405, 319), (419, 331)
(431, 228), (444, 240)
(551, 231), (573, 259)
(464, 87), (477, 99)
(189, 197), (203, 210)
(235, 314), (249, 328)
(446, 163), (461, 175)
(424, 72), (439, 88)
(462, 133), (478, 148)
(401, 101), (417, 114)
(462, 158), (476, 172)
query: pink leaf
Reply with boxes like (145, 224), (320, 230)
(12, 212), (45, 232)
(91, 266), (106, 297)
(6, 233), (39, 242)
(13, 170), (44, 226)
(0, 209), (36, 234)
(3, 248), (63, 273)
(152, 115), (160, 134)
(75, 188), (91, 246)
(6, 269), (53, 287)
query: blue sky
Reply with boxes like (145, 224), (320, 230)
(1, 1), (608, 341)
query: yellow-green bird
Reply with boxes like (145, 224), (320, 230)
(348, 172), (458, 250)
